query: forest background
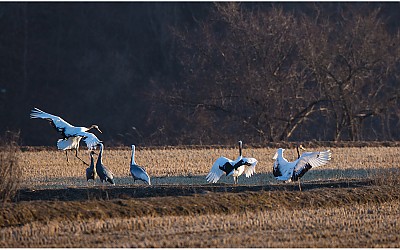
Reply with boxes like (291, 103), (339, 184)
(1, 2), (399, 146)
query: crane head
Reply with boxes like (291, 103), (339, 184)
(90, 125), (102, 133)
(297, 144), (306, 151)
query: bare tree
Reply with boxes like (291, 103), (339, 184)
(170, 3), (330, 143)
(299, 5), (399, 141)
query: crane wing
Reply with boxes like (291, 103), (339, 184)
(272, 151), (289, 180)
(80, 132), (101, 150)
(30, 108), (74, 135)
(273, 158), (294, 181)
(243, 157), (258, 178)
(206, 156), (232, 183)
(293, 150), (332, 180)
(98, 164), (114, 182)
(130, 165), (151, 185)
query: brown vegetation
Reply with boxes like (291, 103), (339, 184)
(2, 183), (400, 247)
(1, 146), (400, 247)
(0, 131), (22, 202)
(17, 145), (400, 189)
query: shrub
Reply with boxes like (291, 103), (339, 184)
(0, 131), (22, 202)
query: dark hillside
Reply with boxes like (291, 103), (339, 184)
(0, 2), (399, 146)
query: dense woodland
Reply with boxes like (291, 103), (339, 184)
(0, 2), (399, 146)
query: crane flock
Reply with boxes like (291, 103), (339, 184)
(31, 107), (332, 190)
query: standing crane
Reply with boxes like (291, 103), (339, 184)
(206, 141), (258, 184)
(130, 145), (151, 185)
(86, 151), (97, 181)
(272, 147), (332, 191)
(30, 107), (102, 165)
(95, 143), (115, 185)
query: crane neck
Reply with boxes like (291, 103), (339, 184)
(238, 141), (242, 157)
(90, 153), (95, 168)
(97, 144), (103, 165)
(131, 146), (136, 165)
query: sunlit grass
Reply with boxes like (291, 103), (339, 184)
(7, 145), (400, 248)
(19, 146), (400, 189)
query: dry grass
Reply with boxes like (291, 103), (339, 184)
(2, 197), (400, 247)
(4, 145), (400, 247)
(0, 131), (22, 201)
(19, 146), (400, 189)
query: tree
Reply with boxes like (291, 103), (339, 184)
(169, 3), (330, 143)
(299, 5), (400, 141)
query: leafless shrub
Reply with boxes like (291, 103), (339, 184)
(0, 131), (22, 202)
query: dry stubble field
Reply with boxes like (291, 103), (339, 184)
(2, 144), (400, 247)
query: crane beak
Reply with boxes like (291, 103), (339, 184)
(97, 127), (103, 133)
(299, 144), (306, 150)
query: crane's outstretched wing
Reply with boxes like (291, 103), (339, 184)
(79, 132), (101, 150)
(130, 164), (151, 185)
(242, 157), (258, 178)
(293, 150), (331, 180)
(206, 156), (232, 183)
(30, 108), (74, 135)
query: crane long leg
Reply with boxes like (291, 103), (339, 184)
(75, 155), (89, 166)
(298, 179), (302, 192)
(64, 150), (88, 165)
(75, 149), (89, 166)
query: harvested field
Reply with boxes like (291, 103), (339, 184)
(18, 146), (400, 189)
(2, 146), (400, 247)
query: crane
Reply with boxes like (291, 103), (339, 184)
(272, 147), (332, 191)
(30, 107), (102, 165)
(86, 150), (97, 181)
(95, 143), (115, 185)
(130, 145), (151, 185)
(206, 141), (258, 184)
